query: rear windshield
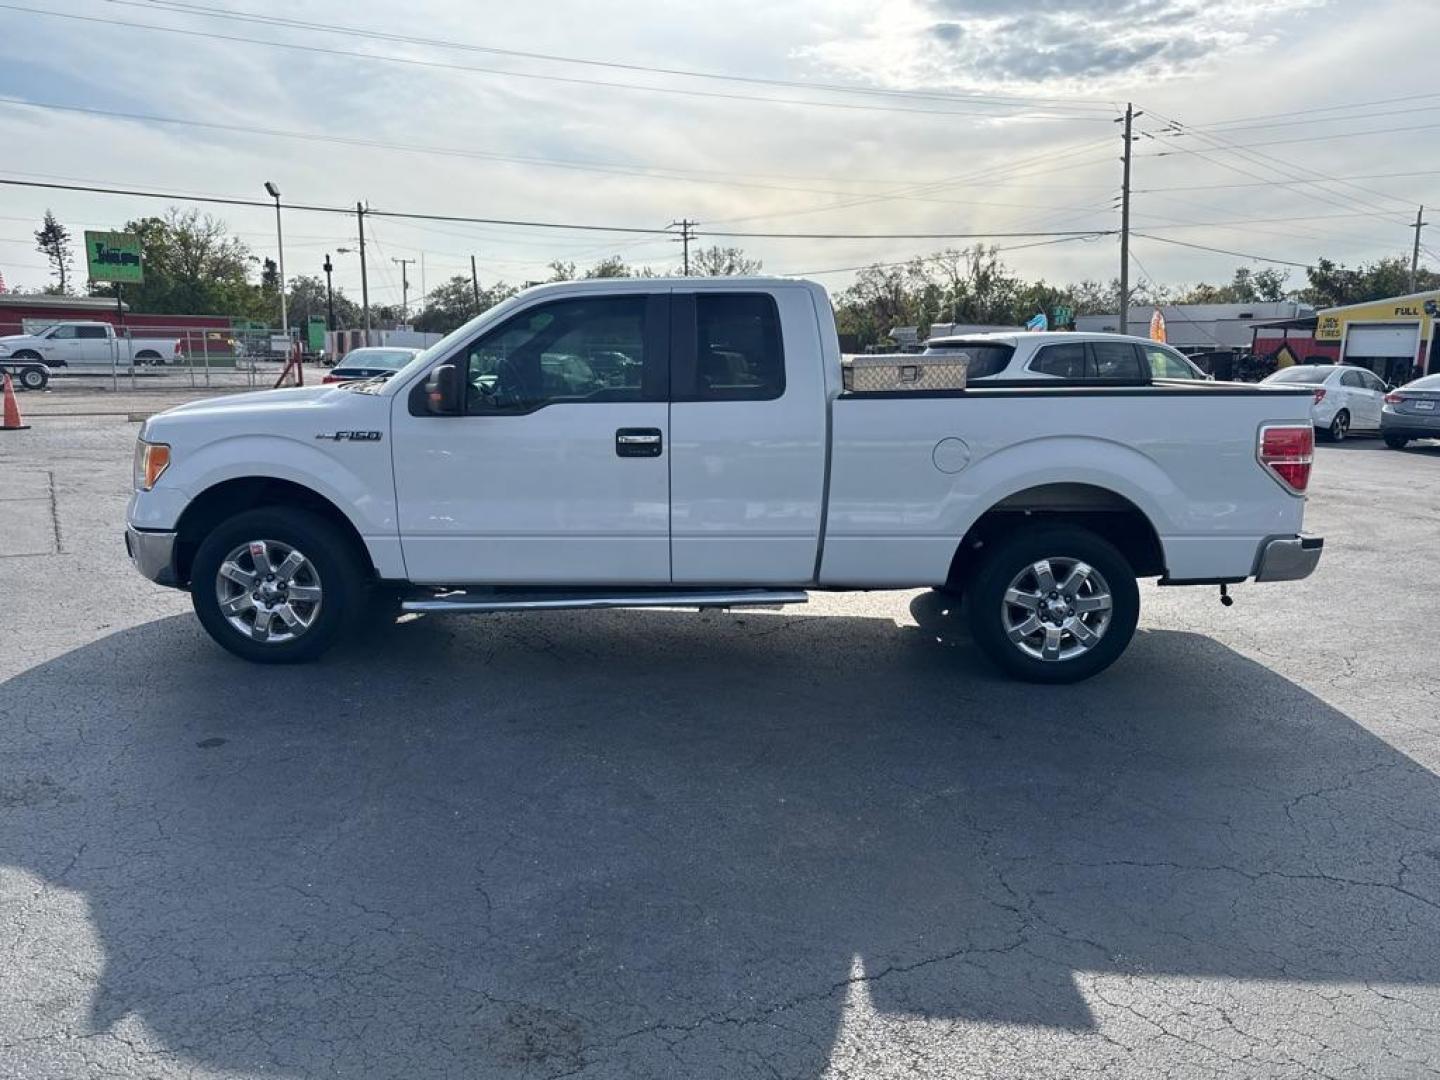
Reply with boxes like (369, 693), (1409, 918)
(1402, 373), (1440, 390)
(921, 342), (1014, 379)
(1265, 366), (1331, 384)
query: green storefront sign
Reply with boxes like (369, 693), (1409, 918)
(84, 231), (144, 284)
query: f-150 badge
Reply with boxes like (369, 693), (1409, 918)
(315, 431), (383, 441)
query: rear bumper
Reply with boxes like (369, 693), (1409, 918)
(125, 525), (180, 587)
(1253, 534), (1323, 583)
(1381, 412), (1440, 436)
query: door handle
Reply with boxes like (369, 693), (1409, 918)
(616, 427), (663, 457)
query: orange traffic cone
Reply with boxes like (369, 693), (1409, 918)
(1, 372), (29, 431)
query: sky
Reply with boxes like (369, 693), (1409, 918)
(0, 0), (1436, 312)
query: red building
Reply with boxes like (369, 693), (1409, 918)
(0, 294), (231, 338)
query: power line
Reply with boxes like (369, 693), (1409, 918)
(787, 234), (1109, 277)
(0, 173), (1112, 244)
(1137, 169), (1440, 194)
(1190, 103), (1440, 134)
(1143, 119), (1440, 154)
(3, 4), (1114, 123)
(116, 0), (1120, 114)
(1130, 233), (1313, 268)
(699, 228), (1117, 240)
(1192, 91), (1440, 128)
(0, 176), (677, 235)
(0, 97), (974, 198)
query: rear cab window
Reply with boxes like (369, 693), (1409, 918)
(675, 292), (785, 401)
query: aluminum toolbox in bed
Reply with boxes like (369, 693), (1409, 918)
(841, 353), (968, 393)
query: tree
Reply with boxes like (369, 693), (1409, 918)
(34, 210), (74, 295)
(584, 255), (634, 279)
(688, 245), (762, 277)
(89, 207), (263, 318)
(285, 275), (362, 330)
(413, 275), (518, 334)
(546, 260), (577, 282)
(1298, 256), (1439, 308)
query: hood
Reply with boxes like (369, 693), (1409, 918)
(0, 333), (36, 344)
(158, 385), (342, 416)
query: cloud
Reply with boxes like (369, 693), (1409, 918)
(803, 0), (1326, 89)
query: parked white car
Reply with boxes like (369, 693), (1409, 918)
(1260, 363), (1388, 441)
(924, 331), (1211, 382)
(126, 278), (1322, 683)
(0, 321), (179, 369)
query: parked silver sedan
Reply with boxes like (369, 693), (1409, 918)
(1381, 373), (1440, 448)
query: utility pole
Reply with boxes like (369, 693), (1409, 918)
(670, 219), (695, 274)
(1116, 103), (1138, 336)
(470, 254), (481, 313)
(356, 202), (371, 345)
(392, 257), (415, 323)
(322, 253), (335, 331)
(264, 181), (287, 338)
(1410, 204), (1427, 293)
(419, 251), (426, 316)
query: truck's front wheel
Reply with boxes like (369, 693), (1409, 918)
(964, 525), (1139, 684)
(191, 507), (364, 663)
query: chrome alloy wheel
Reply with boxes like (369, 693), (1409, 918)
(214, 539), (323, 643)
(1001, 557), (1113, 663)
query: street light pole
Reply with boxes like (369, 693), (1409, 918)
(322, 253), (335, 331)
(264, 181), (287, 339)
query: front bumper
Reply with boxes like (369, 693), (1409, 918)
(1253, 534), (1323, 583)
(125, 525), (180, 587)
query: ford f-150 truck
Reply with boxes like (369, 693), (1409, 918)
(125, 278), (1322, 682)
(0, 321), (178, 368)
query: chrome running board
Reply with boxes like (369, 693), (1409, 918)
(401, 587), (809, 614)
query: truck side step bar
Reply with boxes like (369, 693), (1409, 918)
(400, 587), (809, 614)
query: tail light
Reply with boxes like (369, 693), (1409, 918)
(1385, 392), (1405, 404)
(1312, 388), (1326, 405)
(1258, 423), (1313, 495)
(321, 373), (342, 384)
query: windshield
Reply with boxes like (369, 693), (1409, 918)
(335, 348), (417, 371)
(1264, 366), (1332, 385)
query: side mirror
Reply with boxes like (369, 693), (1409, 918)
(425, 363), (463, 415)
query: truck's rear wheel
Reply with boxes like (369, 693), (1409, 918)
(964, 525), (1138, 684)
(191, 507), (364, 663)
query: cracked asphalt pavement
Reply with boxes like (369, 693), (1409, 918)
(2, 415), (1439, 1079)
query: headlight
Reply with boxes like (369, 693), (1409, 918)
(133, 439), (171, 491)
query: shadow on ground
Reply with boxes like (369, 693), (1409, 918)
(2, 603), (1437, 1077)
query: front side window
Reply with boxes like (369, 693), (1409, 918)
(1029, 342), (1086, 379)
(1091, 341), (1144, 380)
(694, 294), (784, 400)
(49, 325), (77, 340)
(1358, 369), (1386, 392)
(461, 297), (647, 414)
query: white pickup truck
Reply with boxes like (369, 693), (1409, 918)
(125, 278), (1322, 682)
(0, 320), (178, 369)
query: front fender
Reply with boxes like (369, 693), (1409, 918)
(159, 434), (397, 538)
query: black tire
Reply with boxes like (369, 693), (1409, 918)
(136, 350), (163, 365)
(964, 525), (1139, 684)
(190, 507), (367, 663)
(18, 366), (47, 390)
(1327, 411), (1349, 442)
(1384, 434), (1409, 449)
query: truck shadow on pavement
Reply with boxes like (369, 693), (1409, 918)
(2, 606), (1438, 1078)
